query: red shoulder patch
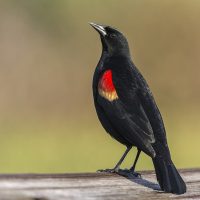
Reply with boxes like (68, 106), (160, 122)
(98, 70), (118, 101)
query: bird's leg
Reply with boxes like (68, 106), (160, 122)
(113, 146), (132, 171)
(129, 149), (141, 177)
(97, 146), (132, 173)
(116, 149), (141, 178)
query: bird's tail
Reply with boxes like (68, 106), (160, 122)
(153, 156), (186, 194)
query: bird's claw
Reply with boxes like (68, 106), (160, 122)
(117, 169), (142, 178)
(129, 170), (141, 178)
(97, 168), (118, 173)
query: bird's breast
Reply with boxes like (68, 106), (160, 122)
(98, 70), (118, 101)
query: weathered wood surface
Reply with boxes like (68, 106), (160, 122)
(0, 169), (198, 200)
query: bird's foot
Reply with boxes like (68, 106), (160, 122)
(97, 168), (119, 173)
(97, 168), (141, 178)
(117, 169), (141, 178)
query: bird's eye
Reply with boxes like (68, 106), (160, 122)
(110, 33), (116, 38)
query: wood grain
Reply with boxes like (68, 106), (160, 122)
(0, 169), (198, 200)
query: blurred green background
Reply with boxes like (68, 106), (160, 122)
(0, 0), (199, 173)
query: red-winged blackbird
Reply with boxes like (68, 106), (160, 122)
(90, 22), (186, 194)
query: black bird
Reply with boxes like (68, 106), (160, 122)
(90, 22), (186, 194)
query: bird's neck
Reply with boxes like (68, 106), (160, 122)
(107, 47), (131, 58)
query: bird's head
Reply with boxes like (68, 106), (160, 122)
(90, 22), (130, 57)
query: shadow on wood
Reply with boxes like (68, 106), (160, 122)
(115, 169), (160, 191)
(125, 175), (160, 191)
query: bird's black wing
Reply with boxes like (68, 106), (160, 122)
(97, 94), (155, 157)
(135, 68), (170, 156)
(97, 57), (157, 157)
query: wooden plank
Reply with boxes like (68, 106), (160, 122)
(0, 169), (198, 200)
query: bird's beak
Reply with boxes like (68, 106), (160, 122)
(89, 22), (107, 36)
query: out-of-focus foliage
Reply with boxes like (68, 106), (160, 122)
(0, 0), (199, 172)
